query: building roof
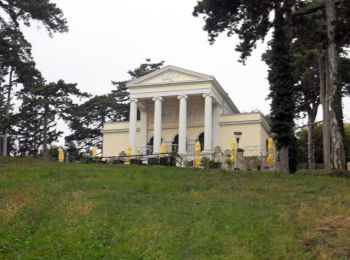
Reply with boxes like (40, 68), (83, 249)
(126, 65), (240, 113)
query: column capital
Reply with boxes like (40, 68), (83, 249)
(130, 98), (138, 103)
(152, 96), (163, 102)
(203, 93), (213, 98)
(177, 95), (188, 100)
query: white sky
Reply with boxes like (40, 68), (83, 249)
(23, 0), (349, 123)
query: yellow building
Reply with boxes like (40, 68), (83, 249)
(102, 65), (270, 160)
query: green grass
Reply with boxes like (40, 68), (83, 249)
(0, 159), (350, 259)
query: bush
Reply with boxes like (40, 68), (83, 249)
(201, 157), (222, 169)
(209, 160), (222, 169)
(131, 159), (142, 165)
(148, 157), (158, 165)
(201, 157), (210, 168)
(159, 157), (169, 166)
(184, 160), (193, 167)
(328, 169), (350, 178)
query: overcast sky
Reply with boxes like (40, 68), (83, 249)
(23, 0), (349, 122)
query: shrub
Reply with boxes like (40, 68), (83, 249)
(184, 160), (193, 167)
(201, 156), (210, 168)
(209, 160), (222, 169)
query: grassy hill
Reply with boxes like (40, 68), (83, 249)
(0, 159), (349, 259)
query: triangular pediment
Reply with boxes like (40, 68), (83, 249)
(126, 65), (214, 87)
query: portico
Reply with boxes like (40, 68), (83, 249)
(102, 65), (271, 160)
(128, 91), (215, 156)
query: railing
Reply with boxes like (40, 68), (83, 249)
(89, 152), (184, 167)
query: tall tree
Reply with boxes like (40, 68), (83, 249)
(267, 6), (296, 173)
(65, 93), (125, 154)
(0, 0), (68, 34)
(17, 80), (88, 159)
(325, 0), (345, 169)
(194, 0), (297, 172)
(0, 0), (68, 156)
(66, 59), (165, 154)
(193, 0), (350, 171)
(0, 23), (41, 156)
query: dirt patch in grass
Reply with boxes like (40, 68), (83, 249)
(189, 189), (207, 201)
(317, 215), (350, 232)
(302, 215), (350, 258)
(53, 190), (95, 220)
(67, 190), (94, 218)
(0, 193), (32, 221)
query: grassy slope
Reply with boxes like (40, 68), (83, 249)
(0, 159), (349, 259)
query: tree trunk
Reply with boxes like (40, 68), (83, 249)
(325, 0), (345, 170)
(278, 146), (289, 173)
(319, 52), (331, 171)
(2, 67), (14, 157)
(43, 106), (49, 160)
(307, 112), (316, 169)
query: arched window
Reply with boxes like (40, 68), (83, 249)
(198, 132), (204, 151)
(147, 137), (154, 155)
(147, 136), (163, 155)
(172, 134), (179, 153)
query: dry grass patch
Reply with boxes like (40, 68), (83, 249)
(300, 197), (350, 258)
(57, 190), (95, 219)
(0, 192), (32, 222)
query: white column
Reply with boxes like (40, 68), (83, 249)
(178, 95), (188, 154)
(152, 97), (163, 154)
(129, 98), (138, 154)
(212, 105), (221, 149)
(203, 93), (213, 152)
(140, 109), (148, 153)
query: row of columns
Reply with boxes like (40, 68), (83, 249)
(129, 93), (213, 155)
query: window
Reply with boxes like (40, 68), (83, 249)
(198, 132), (204, 151)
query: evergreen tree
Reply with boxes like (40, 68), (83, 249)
(17, 80), (88, 159)
(0, 0), (67, 156)
(0, 0), (67, 34)
(267, 7), (296, 173)
(193, 0), (350, 170)
(194, 0), (297, 172)
(66, 59), (164, 154)
(0, 23), (41, 156)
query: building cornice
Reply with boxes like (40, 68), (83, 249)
(220, 118), (271, 134)
(126, 65), (214, 88)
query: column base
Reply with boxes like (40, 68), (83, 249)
(201, 150), (214, 159)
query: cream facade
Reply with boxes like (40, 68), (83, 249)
(102, 65), (270, 159)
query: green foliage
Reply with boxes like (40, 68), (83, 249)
(0, 0), (68, 34)
(0, 0), (67, 157)
(345, 124), (350, 161)
(200, 156), (210, 168)
(66, 60), (164, 152)
(339, 56), (350, 96)
(297, 123), (350, 164)
(193, 0), (274, 63)
(16, 80), (88, 157)
(0, 159), (350, 258)
(297, 124), (324, 166)
(288, 136), (299, 173)
(209, 160), (222, 169)
(267, 9), (296, 148)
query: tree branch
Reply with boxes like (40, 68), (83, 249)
(292, 0), (342, 17)
(295, 120), (323, 130)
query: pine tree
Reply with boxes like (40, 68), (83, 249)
(0, 0), (67, 34)
(0, 23), (41, 156)
(193, 0), (350, 171)
(17, 80), (87, 159)
(267, 7), (296, 173)
(0, 0), (67, 157)
(66, 60), (165, 154)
